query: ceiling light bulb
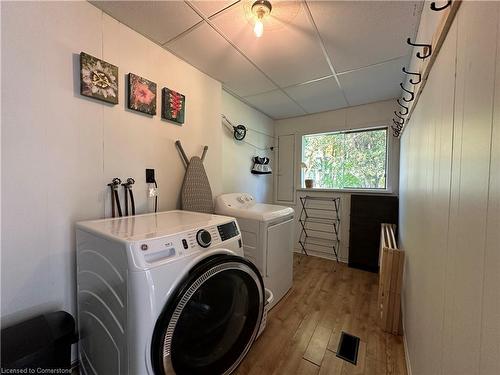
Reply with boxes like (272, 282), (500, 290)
(254, 19), (264, 37)
(251, 0), (271, 38)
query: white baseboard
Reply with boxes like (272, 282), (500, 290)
(401, 300), (412, 375)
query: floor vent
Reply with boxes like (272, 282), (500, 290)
(336, 331), (360, 365)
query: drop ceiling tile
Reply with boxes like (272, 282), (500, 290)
(190, 1), (238, 18)
(211, 1), (332, 87)
(90, 1), (202, 44)
(338, 56), (408, 107)
(284, 77), (347, 113)
(243, 90), (306, 119)
(308, 1), (422, 72)
(166, 22), (276, 97)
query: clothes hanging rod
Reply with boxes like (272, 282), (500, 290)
(303, 227), (338, 235)
(301, 207), (338, 212)
(302, 196), (340, 201)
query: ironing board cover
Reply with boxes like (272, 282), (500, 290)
(181, 156), (214, 213)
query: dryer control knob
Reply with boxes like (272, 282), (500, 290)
(196, 229), (212, 248)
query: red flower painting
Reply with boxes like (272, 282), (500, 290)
(128, 73), (157, 115)
(161, 88), (185, 124)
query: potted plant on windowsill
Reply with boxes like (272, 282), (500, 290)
(301, 162), (314, 188)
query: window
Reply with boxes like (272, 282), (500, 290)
(302, 127), (388, 190)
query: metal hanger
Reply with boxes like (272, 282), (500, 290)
(431, 1), (451, 11)
(402, 67), (422, 84)
(400, 83), (415, 102)
(407, 38), (432, 59)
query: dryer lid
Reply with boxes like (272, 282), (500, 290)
(215, 194), (294, 222)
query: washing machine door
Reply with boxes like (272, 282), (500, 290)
(151, 254), (265, 375)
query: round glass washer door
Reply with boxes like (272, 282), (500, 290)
(151, 254), (265, 375)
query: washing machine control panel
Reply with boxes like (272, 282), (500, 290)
(196, 229), (212, 248)
(133, 220), (240, 267)
(217, 221), (239, 241)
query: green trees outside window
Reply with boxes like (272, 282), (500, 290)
(302, 128), (387, 189)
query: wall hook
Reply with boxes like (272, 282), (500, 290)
(391, 125), (401, 133)
(397, 99), (409, 115)
(402, 67), (422, 84)
(400, 83), (415, 102)
(431, 1), (451, 11)
(394, 111), (405, 121)
(391, 126), (401, 137)
(407, 38), (432, 59)
(393, 118), (404, 128)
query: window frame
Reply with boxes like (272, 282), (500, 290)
(299, 126), (391, 193)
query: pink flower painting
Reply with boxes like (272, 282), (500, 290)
(128, 73), (157, 115)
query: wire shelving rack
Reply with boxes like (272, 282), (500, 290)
(298, 196), (341, 262)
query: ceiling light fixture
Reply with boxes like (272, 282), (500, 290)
(251, 0), (272, 38)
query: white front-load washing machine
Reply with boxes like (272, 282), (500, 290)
(76, 210), (265, 375)
(215, 193), (294, 309)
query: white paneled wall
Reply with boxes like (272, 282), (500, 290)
(221, 91), (274, 204)
(400, 2), (500, 375)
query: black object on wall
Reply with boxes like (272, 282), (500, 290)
(348, 194), (398, 273)
(1, 311), (77, 370)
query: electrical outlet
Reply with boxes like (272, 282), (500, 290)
(146, 169), (155, 183)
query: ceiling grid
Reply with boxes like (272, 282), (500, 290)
(183, 1), (309, 115)
(90, 0), (424, 119)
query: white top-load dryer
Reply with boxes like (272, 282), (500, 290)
(215, 193), (294, 309)
(76, 210), (265, 375)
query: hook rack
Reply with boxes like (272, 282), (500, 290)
(407, 38), (432, 59)
(393, 0), (461, 137)
(397, 99), (409, 115)
(431, 1), (451, 11)
(402, 67), (422, 84)
(400, 83), (415, 102)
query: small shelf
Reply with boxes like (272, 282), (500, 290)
(298, 195), (341, 261)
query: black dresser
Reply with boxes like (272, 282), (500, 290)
(348, 194), (398, 272)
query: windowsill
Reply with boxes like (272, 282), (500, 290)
(296, 187), (396, 195)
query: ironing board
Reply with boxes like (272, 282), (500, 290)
(175, 140), (214, 214)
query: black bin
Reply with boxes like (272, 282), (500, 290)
(1, 311), (77, 370)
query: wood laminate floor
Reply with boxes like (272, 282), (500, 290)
(237, 254), (407, 375)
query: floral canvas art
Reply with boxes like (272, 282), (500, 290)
(80, 52), (118, 104)
(161, 88), (185, 124)
(128, 73), (157, 115)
